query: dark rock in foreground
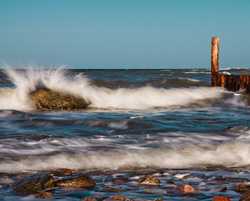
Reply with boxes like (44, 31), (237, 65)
(30, 89), (89, 110)
(56, 176), (95, 188)
(9, 173), (55, 195)
(240, 190), (250, 201)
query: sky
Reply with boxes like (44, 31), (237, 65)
(0, 0), (250, 69)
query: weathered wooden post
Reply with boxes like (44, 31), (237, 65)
(211, 37), (220, 86)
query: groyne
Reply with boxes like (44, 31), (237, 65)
(211, 37), (250, 92)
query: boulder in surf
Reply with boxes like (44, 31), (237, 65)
(9, 173), (55, 195)
(30, 89), (89, 110)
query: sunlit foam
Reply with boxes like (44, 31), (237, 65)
(0, 64), (224, 111)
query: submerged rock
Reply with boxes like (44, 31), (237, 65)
(9, 173), (55, 195)
(55, 176), (95, 188)
(30, 89), (89, 110)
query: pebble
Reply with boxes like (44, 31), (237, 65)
(139, 175), (161, 185)
(82, 197), (97, 201)
(212, 196), (231, 201)
(175, 184), (195, 193)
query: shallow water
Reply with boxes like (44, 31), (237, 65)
(0, 67), (250, 200)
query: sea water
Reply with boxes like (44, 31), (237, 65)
(0, 66), (250, 200)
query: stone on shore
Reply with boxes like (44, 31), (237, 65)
(55, 176), (95, 188)
(30, 89), (89, 110)
(9, 173), (55, 195)
(138, 175), (161, 185)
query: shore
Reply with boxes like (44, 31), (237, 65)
(0, 167), (249, 200)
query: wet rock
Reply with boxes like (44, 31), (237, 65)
(104, 187), (125, 192)
(154, 199), (163, 201)
(35, 191), (54, 199)
(30, 89), (89, 110)
(139, 175), (161, 185)
(82, 197), (97, 201)
(9, 173), (55, 195)
(212, 196), (231, 201)
(0, 178), (14, 185)
(166, 180), (175, 185)
(51, 168), (72, 176)
(55, 176), (95, 188)
(111, 176), (129, 184)
(220, 187), (228, 192)
(175, 184), (195, 193)
(236, 184), (250, 193)
(240, 190), (250, 201)
(104, 196), (126, 201)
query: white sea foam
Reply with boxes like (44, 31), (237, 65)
(0, 141), (250, 173)
(0, 65), (224, 111)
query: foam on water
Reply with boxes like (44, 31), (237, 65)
(0, 140), (250, 173)
(0, 66), (224, 111)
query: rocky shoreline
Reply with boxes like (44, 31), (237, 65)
(0, 168), (250, 200)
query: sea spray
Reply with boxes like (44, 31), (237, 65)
(0, 66), (225, 110)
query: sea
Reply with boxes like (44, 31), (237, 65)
(0, 66), (250, 200)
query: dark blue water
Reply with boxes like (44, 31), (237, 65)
(0, 68), (250, 200)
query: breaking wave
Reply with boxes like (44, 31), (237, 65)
(0, 65), (224, 111)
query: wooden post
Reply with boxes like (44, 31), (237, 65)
(211, 37), (220, 86)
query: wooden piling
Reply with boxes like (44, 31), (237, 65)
(211, 37), (250, 92)
(211, 37), (220, 86)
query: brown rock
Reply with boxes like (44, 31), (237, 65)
(236, 184), (250, 193)
(35, 191), (54, 199)
(9, 173), (55, 195)
(154, 199), (163, 201)
(212, 196), (231, 201)
(82, 197), (97, 201)
(139, 175), (161, 185)
(175, 184), (195, 193)
(51, 168), (72, 176)
(240, 190), (250, 201)
(104, 196), (126, 201)
(56, 176), (95, 188)
(220, 187), (227, 192)
(30, 89), (89, 110)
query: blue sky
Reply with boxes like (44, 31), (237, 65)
(0, 0), (250, 69)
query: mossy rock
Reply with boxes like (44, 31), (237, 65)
(30, 89), (89, 110)
(9, 173), (55, 195)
